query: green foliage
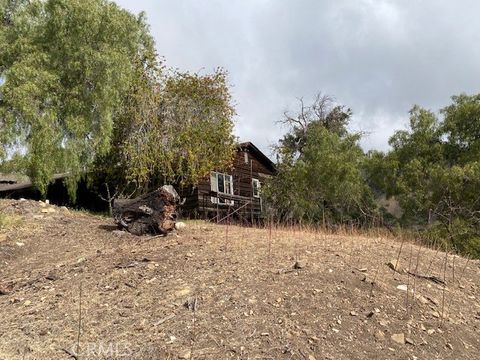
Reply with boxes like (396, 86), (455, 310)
(157, 70), (236, 186)
(369, 94), (480, 258)
(95, 68), (236, 195)
(442, 93), (480, 164)
(1, 0), (236, 199)
(279, 94), (352, 157)
(0, 212), (22, 230)
(265, 95), (376, 224)
(0, 0), (156, 199)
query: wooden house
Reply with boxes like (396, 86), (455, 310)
(178, 142), (276, 222)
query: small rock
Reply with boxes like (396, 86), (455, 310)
(446, 343), (453, 350)
(175, 222), (187, 230)
(426, 296), (439, 305)
(112, 230), (127, 237)
(358, 268), (368, 272)
(427, 329), (435, 335)
(24, 300), (32, 306)
(0, 286), (11, 295)
(45, 273), (59, 281)
(396, 284), (408, 292)
(387, 259), (401, 272)
(361, 274), (374, 284)
(391, 333), (405, 344)
(374, 330), (385, 341)
(15, 242), (25, 247)
(405, 337), (415, 345)
(350, 311), (358, 316)
(293, 260), (306, 269)
(77, 257), (86, 264)
(416, 295), (429, 305)
(308, 355), (317, 360)
(184, 297), (198, 311)
(261, 332), (269, 336)
(430, 311), (440, 318)
(178, 349), (191, 359)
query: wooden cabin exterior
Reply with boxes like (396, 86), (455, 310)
(178, 142), (276, 222)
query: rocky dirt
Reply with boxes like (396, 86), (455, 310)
(0, 199), (479, 359)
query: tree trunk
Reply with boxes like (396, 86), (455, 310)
(113, 185), (180, 236)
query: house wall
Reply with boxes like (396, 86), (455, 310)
(177, 146), (275, 220)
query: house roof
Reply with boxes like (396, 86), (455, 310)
(0, 173), (68, 192)
(237, 142), (277, 173)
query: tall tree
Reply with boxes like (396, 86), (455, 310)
(374, 95), (480, 257)
(0, 0), (157, 198)
(95, 68), (237, 195)
(386, 106), (445, 223)
(442, 93), (480, 164)
(279, 94), (352, 158)
(266, 94), (375, 224)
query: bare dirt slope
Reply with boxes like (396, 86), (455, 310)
(0, 199), (479, 359)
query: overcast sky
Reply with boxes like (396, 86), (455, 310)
(115, 0), (480, 156)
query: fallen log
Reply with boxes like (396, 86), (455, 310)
(113, 185), (180, 236)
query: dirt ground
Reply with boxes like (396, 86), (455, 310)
(0, 199), (479, 360)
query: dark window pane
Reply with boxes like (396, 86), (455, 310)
(217, 174), (225, 193)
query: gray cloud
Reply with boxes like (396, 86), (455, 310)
(115, 0), (480, 155)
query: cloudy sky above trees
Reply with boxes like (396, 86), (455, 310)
(116, 0), (480, 155)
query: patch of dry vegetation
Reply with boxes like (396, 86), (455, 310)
(0, 199), (479, 359)
(0, 208), (22, 232)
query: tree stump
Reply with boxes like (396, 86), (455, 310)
(113, 185), (180, 235)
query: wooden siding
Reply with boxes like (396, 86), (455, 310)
(177, 143), (276, 221)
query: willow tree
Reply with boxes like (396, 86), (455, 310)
(0, 0), (156, 198)
(99, 68), (237, 195)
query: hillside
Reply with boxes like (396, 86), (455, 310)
(0, 199), (479, 359)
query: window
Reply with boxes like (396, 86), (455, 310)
(210, 172), (234, 205)
(252, 178), (261, 198)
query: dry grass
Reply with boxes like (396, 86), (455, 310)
(0, 199), (479, 359)
(0, 215), (22, 233)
